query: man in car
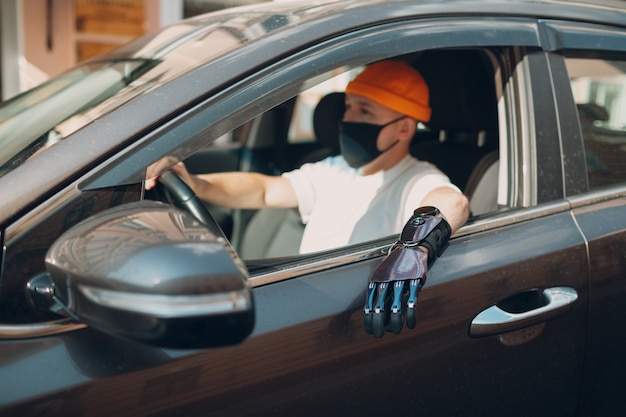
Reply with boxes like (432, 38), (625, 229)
(147, 60), (470, 254)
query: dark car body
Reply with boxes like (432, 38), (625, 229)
(1, 0), (626, 415)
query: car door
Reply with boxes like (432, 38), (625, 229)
(236, 46), (589, 417)
(542, 22), (626, 415)
(0, 16), (589, 417)
(222, 26), (588, 417)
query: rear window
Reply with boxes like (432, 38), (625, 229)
(566, 57), (626, 190)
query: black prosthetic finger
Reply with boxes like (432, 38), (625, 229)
(405, 278), (421, 329)
(390, 280), (405, 334)
(372, 282), (390, 338)
(364, 282), (377, 334)
(372, 313), (385, 339)
(406, 307), (416, 330)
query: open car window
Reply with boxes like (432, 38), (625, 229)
(173, 48), (507, 263)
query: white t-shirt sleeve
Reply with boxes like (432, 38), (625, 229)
(282, 156), (349, 224)
(400, 163), (461, 225)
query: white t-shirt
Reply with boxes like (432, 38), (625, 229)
(283, 154), (458, 254)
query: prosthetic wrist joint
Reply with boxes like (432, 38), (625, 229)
(393, 206), (451, 263)
(370, 206), (451, 284)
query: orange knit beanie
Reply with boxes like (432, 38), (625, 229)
(345, 60), (431, 122)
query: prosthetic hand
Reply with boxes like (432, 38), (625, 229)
(364, 207), (451, 338)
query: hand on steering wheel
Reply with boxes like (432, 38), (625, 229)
(157, 170), (222, 235)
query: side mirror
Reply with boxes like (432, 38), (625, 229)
(31, 201), (254, 349)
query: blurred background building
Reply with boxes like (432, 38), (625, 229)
(0, 0), (268, 100)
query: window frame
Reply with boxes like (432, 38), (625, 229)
(80, 17), (556, 283)
(541, 20), (626, 201)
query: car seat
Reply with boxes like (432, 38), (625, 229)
(464, 150), (499, 214)
(409, 50), (500, 215)
(238, 92), (344, 259)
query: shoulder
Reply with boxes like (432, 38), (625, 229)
(396, 155), (449, 180)
(401, 156), (462, 194)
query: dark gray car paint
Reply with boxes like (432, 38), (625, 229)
(1, 0), (625, 415)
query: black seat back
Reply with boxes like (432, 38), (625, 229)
(238, 92), (345, 259)
(298, 92), (345, 165)
(410, 50), (498, 192)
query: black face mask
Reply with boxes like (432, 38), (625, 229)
(339, 116), (404, 168)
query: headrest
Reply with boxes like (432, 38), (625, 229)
(413, 50), (497, 133)
(577, 103), (609, 123)
(313, 92), (345, 147)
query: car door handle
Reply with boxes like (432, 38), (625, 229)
(469, 287), (578, 337)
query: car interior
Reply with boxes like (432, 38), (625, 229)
(564, 56), (626, 193)
(178, 48), (502, 260)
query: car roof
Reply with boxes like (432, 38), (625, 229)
(105, 0), (626, 63)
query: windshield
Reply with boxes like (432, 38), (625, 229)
(0, 59), (158, 176)
(0, 6), (303, 179)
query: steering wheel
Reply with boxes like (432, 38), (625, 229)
(157, 171), (222, 235)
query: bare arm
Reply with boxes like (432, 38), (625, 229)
(420, 186), (470, 233)
(192, 171), (298, 209)
(146, 158), (298, 209)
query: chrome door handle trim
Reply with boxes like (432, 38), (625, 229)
(0, 318), (86, 339)
(470, 287), (578, 337)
